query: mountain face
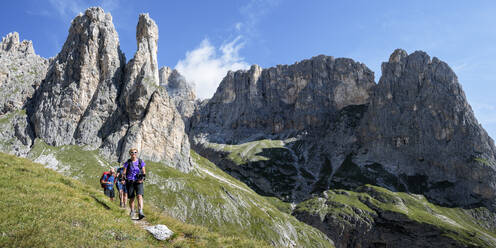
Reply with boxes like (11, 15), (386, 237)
(356, 49), (496, 208)
(0, 32), (48, 156)
(159, 66), (197, 123)
(189, 49), (496, 246)
(0, 32), (48, 115)
(190, 56), (375, 143)
(190, 50), (496, 209)
(1, 7), (193, 172)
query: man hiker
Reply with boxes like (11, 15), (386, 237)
(116, 165), (128, 208)
(123, 148), (146, 220)
(101, 167), (116, 201)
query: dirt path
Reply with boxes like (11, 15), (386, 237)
(197, 167), (252, 194)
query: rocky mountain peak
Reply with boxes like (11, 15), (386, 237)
(0, 32), (48, 156)
(158, 66), (197, 123)
(77, 6), (110, 22)
(358, 49), (496, 208)
(136, 13), (159, 85)
(0, 32), (35, 56)
(191, 55), (375, 143)
(387, 48), (408, 63)
(32, 7), (125, 148)
(121, 13), (160, 121)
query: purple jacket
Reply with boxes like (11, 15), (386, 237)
(124, 159), (146, 181)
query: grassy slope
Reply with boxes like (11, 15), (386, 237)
(205, 139), (290, 165)
(295, 185), (496, 247)
(27, 139), (333, 248)
(0, 152), (272, 248)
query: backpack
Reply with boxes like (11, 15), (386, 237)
(100, 171), (111, 188)
(125, 158), (144, 180)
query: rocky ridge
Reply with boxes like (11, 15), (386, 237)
(0, 7), (193, 172)
(355, 49), (496, 208)
(190, 49), (496, 210)
(0, 32), (48, 156)
(159, 66), (197, 123)
(189, 49), (496, 246)
(190, 56), (375, 143)
(0, 32), (48, 115)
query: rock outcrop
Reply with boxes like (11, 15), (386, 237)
(190, 56), (375, 144)
(355, 49), (496, 208)
(190, 56), (376, 200)
(0, 32), (48, 156)
(159, 66), (197, 122)
(32, 7), (125, 148)
(28, 8), (192, 172)
(190, 50), (496, 210)
(99, 13), (192, 171)
(293, 185), (496, 248)
(0, 32), (48, 115)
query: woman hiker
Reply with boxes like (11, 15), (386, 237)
(122, 148), (146, 220)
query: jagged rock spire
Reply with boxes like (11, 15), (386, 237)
(31, 7), (125, 147)
(0, 32), (48, 156)
(99, 12), (192, 171)
(159, 66), (197, 122)
(121, 13), (160, 121)
(1, 32), (36, 55)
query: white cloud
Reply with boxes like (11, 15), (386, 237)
(174, 0), (280, 100)
(175, 36), (250, 99)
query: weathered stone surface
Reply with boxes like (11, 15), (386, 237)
(145, 224), (174, 240)
(26, 8), (192, 171)
(0, 32), (48, 156)
(191, 49), (496, 209)
(159, 66), (197, 123)
(0, 32), (48, 115)
(191, 57), (374, 143)
(190, 56), (375, 200)
(101, 13), (192, 171)
(356, 49), (496, 209)
(0, 110), (35, 156)
(31, 7), (125, 148)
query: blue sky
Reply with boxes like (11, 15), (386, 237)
(2, 0), (496, 139)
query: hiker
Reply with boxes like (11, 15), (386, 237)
(101, 167), (116, 201)
(123, 148), (146, 220)
(116, 165), (128, 208)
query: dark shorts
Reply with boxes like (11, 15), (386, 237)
(126, 181), (144, 199)
(116, 181), (127, 193)
(104, 188), (115, 198)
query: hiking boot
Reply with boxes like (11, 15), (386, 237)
(138, 210), (145, 220)
(130, 210), (135, 218)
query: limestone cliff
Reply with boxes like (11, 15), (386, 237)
(190, 56), (376, 200)
(32, 7), (125, 148)
(0, 32), (48, 156)
(190, 56), (375, 143)
(355, 49), (496, 208)
(0, 32), (48, 115)
(190, 50), (496, 210)
(28, 8), (192, 172)
(159, 66), (197, 123)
